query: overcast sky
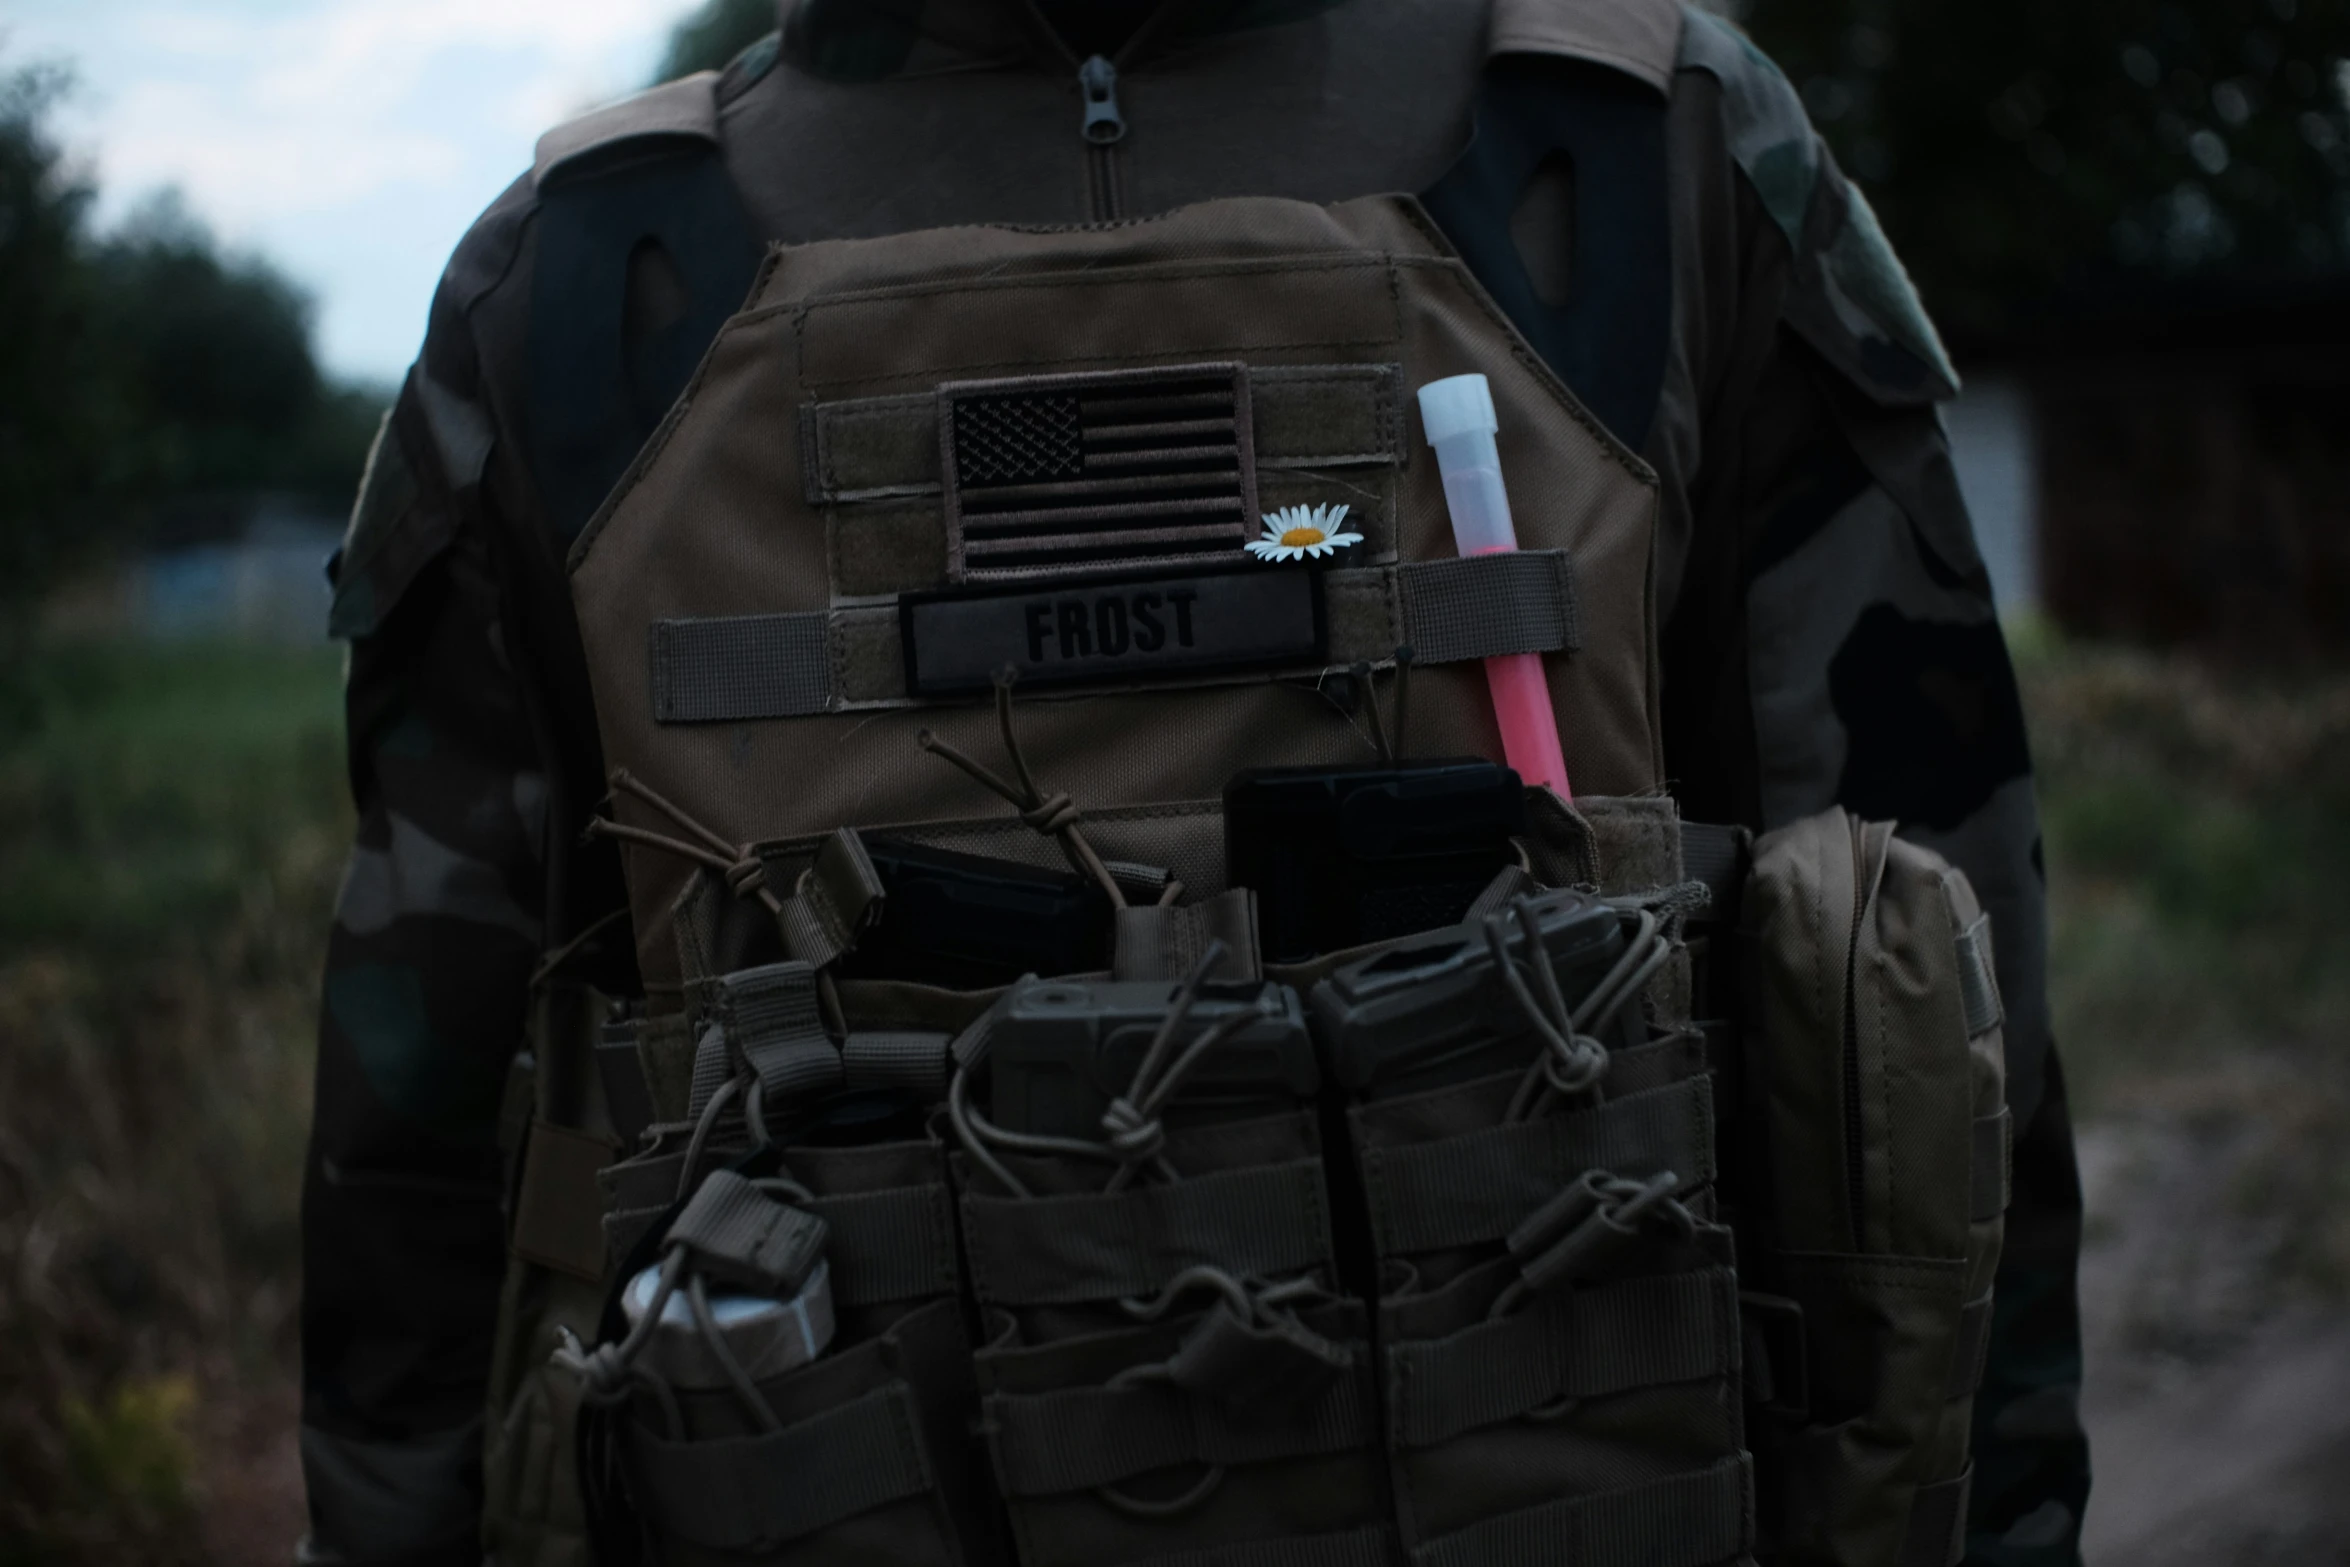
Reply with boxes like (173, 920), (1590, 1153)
(9, 0), (706, 384)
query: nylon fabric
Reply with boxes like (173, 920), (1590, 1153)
(1359, 1077), (1715, 1257)
(650, 613), (831, 722)
(1387, 1268), (1739, 1449)
(803, 1182), (960, 1307)
(629, 1383), (932, 1549)
(665, 1169), (828, 1294)
(1902, 1466), (1972, 1567)
(1398, 551), (1581, 664)
(1124, 1527), (1397, 1567)
(1408, 1455), (1753, 1567)
(986, 1362), (1377, 1496)
(961, 1159), (1333, 1306)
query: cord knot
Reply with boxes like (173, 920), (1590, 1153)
(1021, 792), (1083, 835)
(1099, 1096), (1166, 1164)
(725, 856), (770, 899)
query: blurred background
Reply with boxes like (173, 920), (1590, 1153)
(2, 0), (2347, 1560)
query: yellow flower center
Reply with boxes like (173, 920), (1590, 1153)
(1279, 526), (1327, 548)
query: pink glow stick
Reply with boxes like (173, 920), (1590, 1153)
(1416, 374), (1572, 800)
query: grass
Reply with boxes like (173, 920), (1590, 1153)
(2017, 626), (2350, 1298)
(0, 638), (347, 1564)
(0, 625), (2344, 1556)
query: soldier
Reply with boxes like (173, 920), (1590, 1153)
(302, 0), (2091, 1563)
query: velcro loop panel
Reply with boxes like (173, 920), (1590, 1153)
(651, 613), (831, 722)
(1946, 1291), (1995, 1400)
(1397, 551), (1579, 664)
(986, 1360), (1376, 1496)
(802, 364), (1404, 504)
(1389, 1267), (1739, 1450)
(667, 1169), (829, 1294)
(1677, 821), (1750, 921)
(1359, 1077), (1715, 1258)
(1953, 913), (2003, 1038)
(1901, 1465), (1973, 1567)
(804, 1183), (959, 1307)
(1409, 1455), (1753, 1567)
(1125, 1527), (1397, 1567)
(961, 1159), (1334, 1307)
(1971, 1107), (2012, 1222)
(630, 1382), (932, 1550)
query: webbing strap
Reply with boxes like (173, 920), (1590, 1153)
(987, 1362), (1375, 1496)
(805, 1183), (959, 1307)
(1113, 887), (1263, 982)
(1677, 821), (1749, 920)
(1388, 1268), (1738, 1450)
(1971, 1108), (2011, 1222)
(1361, 1078), (1715, 1258)
(715, 962), (841, 1101)
(1953, 913), (2003, 1039)
(630, 1383), (932, 1550)
(1129, 1526), (1397, 1567)
(685, 1020), (733, 1120)
(842, 1031), (951, 1098)
(1410, 1456), (1753, 1567)
(644, 554), (1579, 724)
(1901, 1466), (1973, 1567)
(1395, 551), (1579, 665)
(665, 1169), (827, 1294)
(1947, 1291), (1995, 1400)
(651, 613), (831, 722)
(962, 1159), (1333, 1306)
(778, 830), (884, 968)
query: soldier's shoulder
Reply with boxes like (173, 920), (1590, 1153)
(1488, 0), (1686, 94)
(530, 70), (726, 190)
(1672, 8), (1816, 247)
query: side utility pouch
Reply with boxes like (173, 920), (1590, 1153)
(1741, 808), (2010, 1567)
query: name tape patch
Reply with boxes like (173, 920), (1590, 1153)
(900, 565), (1326, 697)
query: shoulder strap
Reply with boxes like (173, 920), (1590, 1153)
(1418, 32), (1674, 450)
(1485, 0), (1685, 94)
(526, 71), (764, 546)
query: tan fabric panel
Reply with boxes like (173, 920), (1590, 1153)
(572, 195), (1661, 991)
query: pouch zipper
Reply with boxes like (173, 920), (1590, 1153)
(1840, 823), (1869, 1250)
(1078, 54), (1127, 219)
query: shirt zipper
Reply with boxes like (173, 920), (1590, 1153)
(1078, 54), (1127, 220)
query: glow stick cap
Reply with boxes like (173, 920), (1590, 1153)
(1417, 374), (1498, 445)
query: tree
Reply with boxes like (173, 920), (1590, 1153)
(655, 0), (776, 81)
(0, 61), (108, 634)
(1739, 0), (2350, 333)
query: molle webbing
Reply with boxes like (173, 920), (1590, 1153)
(961, 1158), (1333, 1305)
(988, 1367), (1378, 1496)
(1410, 1457), (1752, 1567)
(631, 1383), (934, 1550)
(645, 550), (1582, 724)
(1386, 1267), (1738, 1449)
(1359, 1076), (1714, 1257)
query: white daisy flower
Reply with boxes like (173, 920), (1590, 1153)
(1245, 503), (1363, 562)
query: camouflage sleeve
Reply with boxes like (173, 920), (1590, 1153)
(298, 376), (546, 1567)
(1674, 15), (2091, 1562)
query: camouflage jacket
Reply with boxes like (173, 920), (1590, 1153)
(303, 1), (2090, 1561)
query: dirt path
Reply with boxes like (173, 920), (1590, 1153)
(2078, 1108), (2350, 1566)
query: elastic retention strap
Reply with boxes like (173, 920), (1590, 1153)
(629, 1383), (932, 1550)
(1397, 550), (1580, 665)
(1410, 1456), (1753, 1567)
(716, 962), (841, 1101)
(1902, 1466), (1973, 1567)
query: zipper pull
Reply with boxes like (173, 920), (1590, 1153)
(1079, 55), (1126, 145)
